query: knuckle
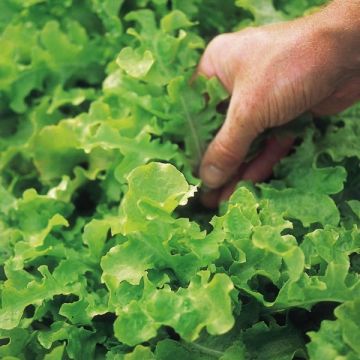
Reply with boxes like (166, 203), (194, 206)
(208, 33), (231, 52)
(201, 34), (230, 72)
(211, 33), (228, 44)
(239, 26), (257, 37)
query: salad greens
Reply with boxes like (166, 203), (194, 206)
(0, 0), (359, 359)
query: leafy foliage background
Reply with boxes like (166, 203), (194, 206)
(0, 0), (359, 359)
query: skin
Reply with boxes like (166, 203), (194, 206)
(197, 0), (360, 208)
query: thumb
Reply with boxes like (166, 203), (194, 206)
(199, 87), (261, 189)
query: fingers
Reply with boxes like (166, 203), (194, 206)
(200, 136), (294, 208)
(218, 136), (294, 203)
(241, 136), (294, 182)
(200, 188), (221, 209)
(199, 86), (260, 189)
(200, 164), (246, 208)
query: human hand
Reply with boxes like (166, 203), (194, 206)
(198, 0), (360, 207)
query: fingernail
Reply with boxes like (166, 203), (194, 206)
(201, 165), (224, 189)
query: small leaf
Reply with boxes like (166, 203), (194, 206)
(117, 48), (154, 78)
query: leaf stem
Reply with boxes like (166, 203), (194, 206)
(180, 340), (224, 358)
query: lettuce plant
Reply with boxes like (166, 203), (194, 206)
(0, 0), (359, 359)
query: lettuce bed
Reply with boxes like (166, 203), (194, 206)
(0, 1), (359, 359)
